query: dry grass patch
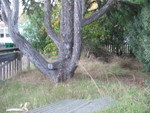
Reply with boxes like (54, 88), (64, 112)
(76, 57), (130, 80)
(13, 70), (48, 85)
(75, 57), (149, 88)
(116, 57), (142, 70)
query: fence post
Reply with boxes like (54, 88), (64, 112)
(0, 62), (2, 80)
(27, 57), (30, 71)
(17, 52), (23, 74)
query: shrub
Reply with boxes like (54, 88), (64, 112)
(125, 5), (150, 72)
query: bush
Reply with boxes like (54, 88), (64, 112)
(20, 2), (61, 56)
(125, 5), (150, 72)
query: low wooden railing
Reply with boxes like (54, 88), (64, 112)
(0, 47), (22, 80)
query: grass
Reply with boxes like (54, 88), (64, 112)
(0, 56), (150, 113)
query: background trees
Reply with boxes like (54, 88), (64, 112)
(83, 0), (150, 73)
(126, 4), (150, 72)
(83, 0), (140, 56)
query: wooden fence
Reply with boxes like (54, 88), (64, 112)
(104, 44), (131, 55)
(0, 47), (22, 80)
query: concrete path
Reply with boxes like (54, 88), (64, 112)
(25, 97), (116, 113)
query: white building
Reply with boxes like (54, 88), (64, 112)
(0, 22), (13, 47)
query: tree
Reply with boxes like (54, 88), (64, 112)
(125, 4), (150, 72)
(83, 0), (140, 56)
(0, 0), (115, 82)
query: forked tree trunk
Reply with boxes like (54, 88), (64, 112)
(46, 0), (82, 82)
(56, 0), (82, 81)
(1, 0), (115, 82)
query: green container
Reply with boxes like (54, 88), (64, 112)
(5, 43), (14, 48)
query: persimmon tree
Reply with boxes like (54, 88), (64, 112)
(1, 0), (115, 82)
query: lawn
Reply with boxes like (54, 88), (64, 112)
(0, 57), (150, 113)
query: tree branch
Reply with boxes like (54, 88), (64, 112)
(81, 0), (86, 19)
(1, 0), (12, 19)
(12, 0), (19, 26)
(68, 0), (82, 73)
(82, 0), (115, 26)
(1, 6), (8, 25)
(44, 0), (60, 47)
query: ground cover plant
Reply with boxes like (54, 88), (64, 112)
(0, 56), (149, 113)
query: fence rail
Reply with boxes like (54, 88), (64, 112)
(0, 48), (22, 80)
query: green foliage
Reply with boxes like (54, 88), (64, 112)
(83, 5), (134, 55)
(124, 0), (149, 4)
(44, 37), (58, 56)
(20, 12), (46, 51)
(22, 0), (44, 16)
(83, 16), (109, 52)
(125, 5), (150, 72)
(50, 2), (61, 34)
(20, 1), (61, 56)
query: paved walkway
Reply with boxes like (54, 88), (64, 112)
(24, 97), (116, 113)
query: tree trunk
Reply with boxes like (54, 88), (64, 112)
(50, 0), (82, 81)
(57, 0), (74, 80)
